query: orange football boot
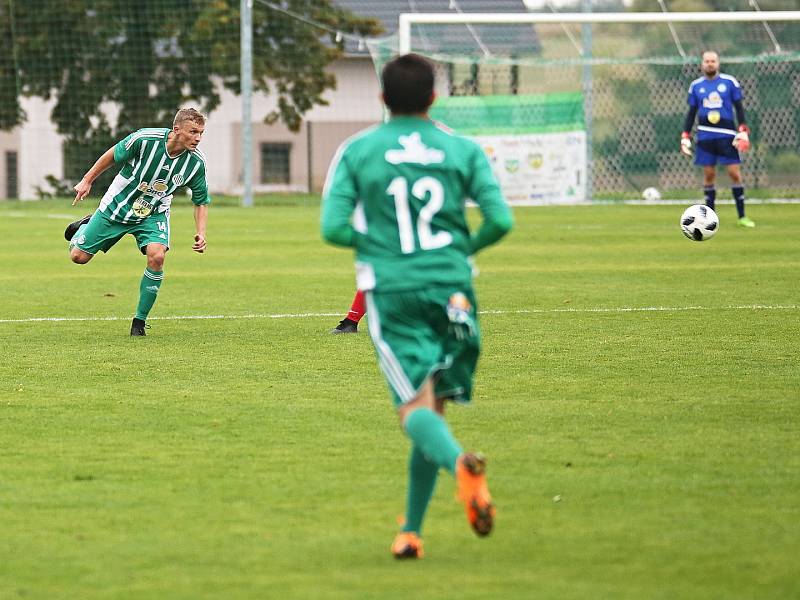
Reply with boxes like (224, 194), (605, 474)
(391, 532), (424, 559)
(456, 452), (495, 536)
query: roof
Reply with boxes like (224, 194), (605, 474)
(334, 0), (540, 57)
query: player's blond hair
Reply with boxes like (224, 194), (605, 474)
(173, 107), (206, 128)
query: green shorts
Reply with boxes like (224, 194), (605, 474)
(365, 286), (481, 407)
(74, 209), (171, 255)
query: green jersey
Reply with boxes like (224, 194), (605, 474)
(98, 128), (210, 224)
(321, 116), (512, 292)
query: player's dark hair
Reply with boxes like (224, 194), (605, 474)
(381, 54), (435, 115)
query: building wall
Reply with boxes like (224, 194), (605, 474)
(1, 57), (381, 199)
(309, 121), (378, 191)
(0, 130), (20, 199)
(208, 56), (382, 194)
(13, 97), (62, 200)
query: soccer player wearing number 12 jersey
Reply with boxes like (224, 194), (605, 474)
(321, 54), (513, 559)
(65, 108), (211, 336)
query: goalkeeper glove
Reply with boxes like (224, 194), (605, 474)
(733, 124), (750, 152)
(680, 132), (693, 156)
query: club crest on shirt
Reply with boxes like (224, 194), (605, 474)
(717, 83), (727, 93)
(707, 110), (721, 125)
(172, 173), (185, 186)
(385, 132), (445, 165)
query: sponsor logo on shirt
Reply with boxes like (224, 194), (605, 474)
(703, 92), (723, 109)
(136, 179), (170, 200)
(132, 197), (154, 217)
(385, 132), (445, 165)
(708, 110), (721, 124)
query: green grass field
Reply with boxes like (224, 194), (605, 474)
(1, 198), (798, 599)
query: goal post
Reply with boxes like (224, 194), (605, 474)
(394, 11), (800, 203)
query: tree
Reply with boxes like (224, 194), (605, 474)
(0, 0), (381, 192)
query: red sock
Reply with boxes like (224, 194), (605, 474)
(346, 290), (366, 322)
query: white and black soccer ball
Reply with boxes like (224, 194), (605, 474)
(680, 204), (719, 241)
(642, 187), (661, 201)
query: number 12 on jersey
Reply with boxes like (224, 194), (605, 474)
(387, 176), (453, 254)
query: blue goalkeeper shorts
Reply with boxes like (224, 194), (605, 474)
(695, 136), (741, 166)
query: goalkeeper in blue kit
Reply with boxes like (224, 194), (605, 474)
(681, 51), (754, 228)
(321, 54), (513, 559)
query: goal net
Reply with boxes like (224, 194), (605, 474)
(373, 11), (800, 204)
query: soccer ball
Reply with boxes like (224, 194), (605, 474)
(680, 204), (719, 241)
(642, 187), (661, 201)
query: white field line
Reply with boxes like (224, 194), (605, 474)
(0, 305), (797, 325)
(2, 199), (800, 216)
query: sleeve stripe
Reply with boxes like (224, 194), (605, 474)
(125, 129), (168, 150)
(190, 148), (207, 164)
(720, 74), (741, 88)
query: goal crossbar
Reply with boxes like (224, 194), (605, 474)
(398, 11), (800, 54)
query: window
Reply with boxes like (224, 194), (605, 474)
(260, 143), (291, 184)
(6, 151), (18, 199)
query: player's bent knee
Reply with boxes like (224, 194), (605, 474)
(70, 248), (92, 264)
(148, 256), (165, 270)
(146, 247), (166, 270)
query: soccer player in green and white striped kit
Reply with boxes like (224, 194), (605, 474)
(322, 54), (513, 559)
(65, 108), (211, 336)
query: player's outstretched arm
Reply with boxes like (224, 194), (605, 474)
(73, 147), (115, 205)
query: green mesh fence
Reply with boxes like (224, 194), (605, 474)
(374, 16), (800, 201)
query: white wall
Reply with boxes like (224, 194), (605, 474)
(203, 57), (382, 193)
(7, 57), (381, 198)
(18, 97), (62, 199)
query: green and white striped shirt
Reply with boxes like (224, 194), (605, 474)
(99, 127), (210, 224)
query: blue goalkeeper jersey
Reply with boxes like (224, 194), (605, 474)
(687, 73), (743, 140)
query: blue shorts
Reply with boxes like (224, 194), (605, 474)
(695, 136), (740, 166)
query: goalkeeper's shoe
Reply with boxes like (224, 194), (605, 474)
(456, 453), (495, 537)
(330, 317), (358, 334)
(391, 532), (424, 559)
(737, 217), (756, 228)
(64, 213), (92, 241)
(130, 318), (147, 337)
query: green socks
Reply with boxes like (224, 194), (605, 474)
(402, 446), (439, 535)
(403, 408), (462, 475)
(135, 268), (163, 320)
